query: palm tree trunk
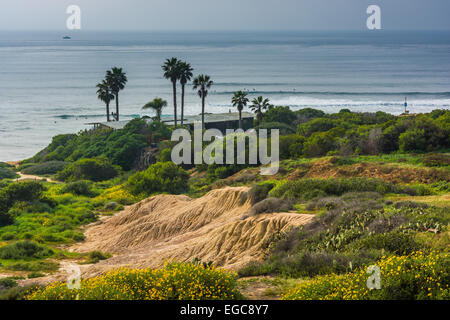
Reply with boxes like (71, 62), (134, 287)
(181, 84), (185, 127)
(239, 109), (243, 129)
(202, 94), (205, 130)
(258, 108), (262, 126)
(172, 81), (177, 128)
(115, 94), (119, 121)
(106, 102), (110, 122)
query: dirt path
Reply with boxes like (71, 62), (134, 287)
(5, 161), (54, 182)
(239, 277), (281, 300)
(238, 277), (306, 300)
(16, 172), (54, 182)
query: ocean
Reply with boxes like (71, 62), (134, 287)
(0, 30), (449, 161)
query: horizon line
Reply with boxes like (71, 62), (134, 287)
(1, 28), (450, 33)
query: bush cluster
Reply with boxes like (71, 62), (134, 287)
(266, 108), (449, 158)
(128, 162), (189, 196)
(25, 119), (172, 171)
(56, 158), (120, 182)
(269, 178), (411, 202)
(0, 181), (46, 226)
(0, 241), (53, 260)
(27, 262), (242, 300)
(22, 161), (68, 175)
(248, 181), (277, 204)
(0, 167), (18, 180)
(61, 180), (96, 196)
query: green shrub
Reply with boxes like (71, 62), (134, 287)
(279, 135), (305, 159)
(0, 162), (13, 169)
(83, 251), (111, 264)
(0, 181), (46, 226)
(128, 162), (189, 196)
(409, 183), (435, 196)
(354, 231), (420, 255)
(56, 158), (120, 182)
(0, 167), (18, 180)
(263, 106), (296, 125)
(0, 277), (18, 290)
(0, 241), (54, 260)
(28, 272), (45, 279)
(249, 197), (292, 215)
(303, 132), (337, 157)
(17, 163), (36, 171)
(399, 129), (427, 152)
(0, 284), (37, 300)
(0, 181), (45, 204)
(206, 164), (245, 181)
(214, 167), (231, 179)
(239, 250), (382, 278)
(61, 180), (96, 196)
(255, 122), (296, 135)
(248, 182), (277, 204)
(22, 161), (68, 175)
(1, 232), (16, 241)
(0, 211), (14, 227)
(159, 148), (172, 162)
(295, 108), (326, 124)
(104, 201), (119, 211)
(297, 118), (337, 137)
(422, 153), (450, 167)
(269, 178), (410, 202)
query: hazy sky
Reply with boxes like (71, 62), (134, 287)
(1, 0), (450, 31)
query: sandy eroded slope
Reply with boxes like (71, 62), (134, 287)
(69, 186), (314, 278)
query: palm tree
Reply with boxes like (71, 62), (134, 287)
(231, 91), (249, 129)
(178, 61), (193, 127)
(162, 58), (181, 128)
(192, 75), (213, 130)
(96, 80), (114, 122)
(250, 96), (272, 126)
(106, 67), (127, 121)
(142, 98), (167, 122)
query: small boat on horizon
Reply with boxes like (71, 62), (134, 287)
(62, 36), (72, 40)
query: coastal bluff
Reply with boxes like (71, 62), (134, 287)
(37, 187), (314, 282)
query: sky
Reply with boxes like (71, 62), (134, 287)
(0, 0), (449, 31)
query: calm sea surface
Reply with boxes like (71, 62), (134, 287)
(1, 30), (449, 161)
